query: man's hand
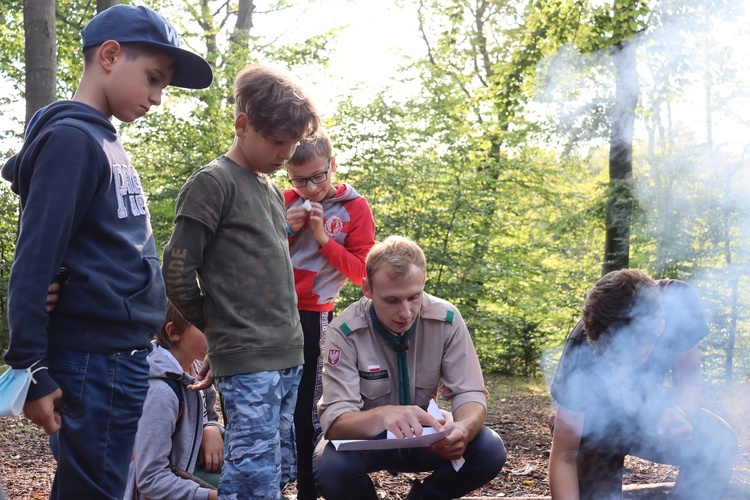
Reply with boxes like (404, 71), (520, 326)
(657, 406), (693, 444)
(429, 420), (470, 460)
(381, 405), (444, 438)
(286, 206), (309, 234)
(198, 425), (224, 473)
(23, 388), (63, 435)
(327, 404), (446, 441)
(188, 356), (214, 391)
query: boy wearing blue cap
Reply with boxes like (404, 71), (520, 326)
(1, 5), (212, 498)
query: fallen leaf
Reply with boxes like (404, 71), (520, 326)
(510, 465), (536, 476)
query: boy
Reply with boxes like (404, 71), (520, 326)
(549, 269), (737, 499)
(284, 129), (376, 499)
(162, 64), (319, 499)
(125, 303), (223, 500)
(314, 236), (506, 500)
(1, 5), (212, 498)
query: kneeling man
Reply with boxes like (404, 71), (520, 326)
(313, 236), (506, 500)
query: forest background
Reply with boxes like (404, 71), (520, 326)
(0, 0), (749, 389)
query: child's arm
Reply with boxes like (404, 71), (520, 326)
(548, 405), (584, 500)
(671, 346), (702, 414)
(198, 425), (224, 473)
(22, 389), (63, 435)
(316, 198), (376, 285)
(162, 218), (212, 330)
(199, 383), (225, 472)
(5, 128), (99, 422)
(657, 346), (701, 444)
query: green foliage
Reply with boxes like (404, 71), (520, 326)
(124, 93), (235, 252)
(329, 78), (600, 375)
(0, 184), (19, 349)
(484, 372), (548, 401)
(1, 0), (748, 385)
(325, 0), (607, 375)
(0, 3), (26, 141)
(119, 0), (336, 254)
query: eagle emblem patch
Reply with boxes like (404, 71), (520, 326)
(327, 348), (341, 366)
(325, 216), (343, 236)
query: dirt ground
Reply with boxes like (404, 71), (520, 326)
(1, 375), (748, 499)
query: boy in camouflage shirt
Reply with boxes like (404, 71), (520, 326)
(163, 64), (319, 499)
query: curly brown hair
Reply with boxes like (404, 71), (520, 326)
(234, 64), (319, 140)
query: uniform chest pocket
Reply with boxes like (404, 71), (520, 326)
(360, 377), (391, 404)
(415, 368), (441, 405)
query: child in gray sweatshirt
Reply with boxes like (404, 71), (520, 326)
(124, 304), (224, 500)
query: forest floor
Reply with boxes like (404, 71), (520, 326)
(1, 374), (749, 499)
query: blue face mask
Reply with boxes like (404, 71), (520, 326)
(0, 361), (46, 417)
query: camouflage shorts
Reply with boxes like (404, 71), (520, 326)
(216, 366), (302, 500)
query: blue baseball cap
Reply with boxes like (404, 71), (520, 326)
(81, 5), (213, 89)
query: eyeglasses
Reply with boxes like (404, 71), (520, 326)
(288, 166), (330, 188)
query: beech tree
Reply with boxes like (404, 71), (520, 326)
(23, 0), (56, 125)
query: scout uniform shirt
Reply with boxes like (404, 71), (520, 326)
(317, 293), (488, 435)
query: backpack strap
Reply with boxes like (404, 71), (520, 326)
(162, 377), (185, 429)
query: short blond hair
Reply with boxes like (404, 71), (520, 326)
(234, 64), (319, 139)
(366, 236), (426, 285)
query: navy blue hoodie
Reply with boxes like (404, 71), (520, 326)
(2, 101), (167, 401)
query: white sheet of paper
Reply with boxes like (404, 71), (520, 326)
(330, 398), (466, 471)
(427, 398), (465, 471)
(332, 426), (453, 451)
(427, 398), (442, 419)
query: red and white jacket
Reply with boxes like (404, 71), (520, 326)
(284, 183), (376, 312)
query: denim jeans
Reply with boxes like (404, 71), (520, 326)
(313, 426), (506, 500)
(47, 344), (150, 499)
(217, 366), (302, 500)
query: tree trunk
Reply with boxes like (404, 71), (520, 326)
(97, 0), (118, 13)
(225, 0), (255, 103)
(230, 0), (255, 45)
(602, 40), (638, 275)
(702, 9), (737, 383)
(236, 0), (255, 31)
(23, 0), (56, 126)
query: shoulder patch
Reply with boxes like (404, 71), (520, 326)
(445, 310), (454, 324)
(330, 300), (369, 334)
(327, 348), (341, 365)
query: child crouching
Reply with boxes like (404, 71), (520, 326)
(125, 303), (224, 500)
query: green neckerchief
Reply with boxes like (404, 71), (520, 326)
(369, 303), (419, 406)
